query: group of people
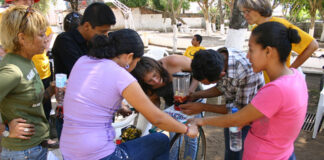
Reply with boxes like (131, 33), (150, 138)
(0, 0), (318, 160)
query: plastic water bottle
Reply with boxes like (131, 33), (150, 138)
(55, 74), (67, 107)
(229, 107), (242, 152)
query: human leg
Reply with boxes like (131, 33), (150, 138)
(288, 152), (296, 160)
(121, 132), (169, 160)
(169, 132), (183, 160)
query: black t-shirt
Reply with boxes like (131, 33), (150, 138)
(52, 29), (89, 77)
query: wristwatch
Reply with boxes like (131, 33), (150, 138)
(2, 125), (9, 137)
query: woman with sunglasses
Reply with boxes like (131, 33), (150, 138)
(0, 6), (55, 159)
(238, 0), (318, 84)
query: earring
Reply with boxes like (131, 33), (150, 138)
(125, 64), (130, 69)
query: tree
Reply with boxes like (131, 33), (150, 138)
(120, 0), (148, 7)
(34, 0), (51, 14)
(189, 0), (216, 36)
(307, 0), (322, 36)
(225, 0), (247, 50)
(319, 0), (324, 41)
(217, 0), (225, 33)
(151, 0), (187, 53)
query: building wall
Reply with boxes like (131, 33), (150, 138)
(111, 8), (205, 31)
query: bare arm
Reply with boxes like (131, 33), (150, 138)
(190, 86), (222, 100)
(189, 104), (264, 128)
(290, 40), (318, 68)
(180, 102), (227, 115)
(123, 81), (187, 133)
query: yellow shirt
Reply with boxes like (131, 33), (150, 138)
(183, 46), (205, 59)
(253, 17), (314, 83)
(31, 27), (53, 80)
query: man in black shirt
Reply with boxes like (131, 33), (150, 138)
(52, 2), (116, 77)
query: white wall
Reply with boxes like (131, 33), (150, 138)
(111, 8), (204, 31)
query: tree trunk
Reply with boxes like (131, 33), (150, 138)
(309, 12), (316, 37)
(205, 19), (212, 36)
(225, 0), (248, 50)
(70, 0), (78, 12)
(212, 23), (216, 32)
(320, 23), (324, 41)
(218, 0), (225, 33)
(172, 25), (178, 53)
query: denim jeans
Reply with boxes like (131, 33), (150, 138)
(169, 113), (202, 160)
(224, 125), (250, 160)
(56, 117), (63, 140)
(288, 152), (296, 160)
(101, 132), (169, 160)
(1, 145), (47, 160)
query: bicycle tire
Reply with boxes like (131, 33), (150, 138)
(169, 126), (206, 160)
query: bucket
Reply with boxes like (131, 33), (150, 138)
(112, 112), (137, 140)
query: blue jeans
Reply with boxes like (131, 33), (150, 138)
(56, 117), (63, 140)
(224, 125), (250, 160)
(169, 113), (202, 160)
(101, 132), (169, 160)
(1, 145), (47, 160)
(288, 152), (296, 160)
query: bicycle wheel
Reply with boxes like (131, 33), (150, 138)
(169, 127), (206, 160)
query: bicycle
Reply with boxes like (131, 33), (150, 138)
(149, 100), (207, 160)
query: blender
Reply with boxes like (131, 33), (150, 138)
(172, 72), (191, 111)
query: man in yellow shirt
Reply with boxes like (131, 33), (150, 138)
(184, 34), (206, 59)
(238, 0), (318, 83)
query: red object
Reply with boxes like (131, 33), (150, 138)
(174, 105), (181, 111)
(174, 96), (188, 111)
(115, 139), (122, 145)
(174, 96), (187, 103)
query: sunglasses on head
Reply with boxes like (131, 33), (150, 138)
(19, 5), (35, 32)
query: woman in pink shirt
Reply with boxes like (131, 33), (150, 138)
(188, 22), (308, 160)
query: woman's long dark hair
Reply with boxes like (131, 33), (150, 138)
(87, 29), (144, 59)
(131, 56), (170, 94)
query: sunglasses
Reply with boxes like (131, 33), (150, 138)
(19, 5), (35, 32)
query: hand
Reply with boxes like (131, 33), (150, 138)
(186, 92), (196, 102)
(187, 118), (204, 126)
(117, 102), (133, 117)
(179, 102), (204, 115)
(8, 118), (35, 139)
(186, 123), (198, 138)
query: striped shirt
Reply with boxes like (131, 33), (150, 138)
(216, 48), (264, 108)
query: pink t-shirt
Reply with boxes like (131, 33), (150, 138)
(244, 68), (308, 160)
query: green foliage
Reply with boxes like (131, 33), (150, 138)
(120, 0), (148, 7)
(151, 0), (189, 11)
(152, 0), (166, 10)
(0, 0), (4, 5)
(34, 0), (51, 14)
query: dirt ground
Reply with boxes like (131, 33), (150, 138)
(202, 73), (324, 160)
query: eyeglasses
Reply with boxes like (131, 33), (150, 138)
(240, 9), (251, 16)
(19, 6), (34, 32)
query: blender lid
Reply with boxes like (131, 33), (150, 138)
(172, 72), (191, 77)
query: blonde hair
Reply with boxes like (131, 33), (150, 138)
(237, 0), (272, 17)
(0, 5), (48, 53)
